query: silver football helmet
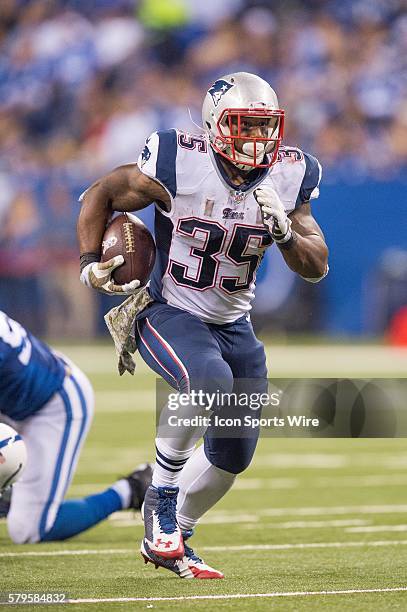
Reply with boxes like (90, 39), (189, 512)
(202, 72), (284, 170)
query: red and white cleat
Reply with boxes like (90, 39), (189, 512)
(183, 529), (224, 579)
(140, 529), (224, 579)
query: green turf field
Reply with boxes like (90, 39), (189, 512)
(1, 343), (407, 611)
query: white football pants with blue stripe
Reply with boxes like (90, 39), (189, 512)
(7, 358), (94, 544)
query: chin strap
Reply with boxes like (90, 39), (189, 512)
(225, 142), (266, 170)
(227, 148), (258, 170)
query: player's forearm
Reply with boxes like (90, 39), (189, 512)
(77, 183), (112, 256)
(278, 233), (328, 279)
(77, 166), (146, 256)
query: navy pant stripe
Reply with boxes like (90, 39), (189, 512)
(145, 317), (190, 391)
(137, 320), (179, 387)
(137, 319), (190, 392)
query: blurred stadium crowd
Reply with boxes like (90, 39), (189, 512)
(0, 0), (406, 337)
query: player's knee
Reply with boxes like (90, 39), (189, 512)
(7, 515), (40, 544)
(217, 449), (256, 474)
(205, 450), (254, 475)
(204, 437), (258, 474)
(189, 356), (234, 397)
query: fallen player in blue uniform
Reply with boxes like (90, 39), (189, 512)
(0, 310), (151, 543)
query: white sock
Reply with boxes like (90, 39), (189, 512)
(111, 479), (132, 509)
(152, 438), (195, 488)
(176, 444), (236, 531)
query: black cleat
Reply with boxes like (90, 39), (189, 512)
(125, 463), (153, 511)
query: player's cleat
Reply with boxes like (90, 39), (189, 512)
(142, 485), (184, 559)
(124, 463), (153, 511)
(140, 529), (224, 579)
(141, 537), (193, 578)
(182, 529), (224, 578)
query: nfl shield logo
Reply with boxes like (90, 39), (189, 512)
(230, 191), (245, 205)
(208, 79), (234, 107)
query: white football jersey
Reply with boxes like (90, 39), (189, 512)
(138, 129), (322, 324)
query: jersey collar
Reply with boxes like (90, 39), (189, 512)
(208, 146), (269, 194)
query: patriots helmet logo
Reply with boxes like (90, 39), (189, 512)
(208, 79), (234, 107)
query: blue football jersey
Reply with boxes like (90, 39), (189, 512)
(0, 311), (66, 420)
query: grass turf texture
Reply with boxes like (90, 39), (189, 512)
(1, 343), (407, 611)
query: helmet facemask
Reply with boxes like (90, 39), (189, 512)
(212, 107), (284, 170)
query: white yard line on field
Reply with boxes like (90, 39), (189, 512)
(2, 540), (407, 558)
(346, 525), (407, 533)
(255, 454), (348, 469)
(259, 503), (407, 517)
(231, 475), (407, 489)
(0, 549), (130, 557)
(201, 540), (407, 552)
(242, 519), (370, 530)
(315, 475), (407, 488)
(63, 587), (407, 604)
(234, 477), (299, 489)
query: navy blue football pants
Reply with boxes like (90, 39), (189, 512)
(136, 302), (268, 474)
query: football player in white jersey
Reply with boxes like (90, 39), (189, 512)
(78, 72), (329, 578)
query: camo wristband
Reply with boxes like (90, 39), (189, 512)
(80, 252), (100, 273)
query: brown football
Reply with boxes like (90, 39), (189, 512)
(100, 213), (156, 286)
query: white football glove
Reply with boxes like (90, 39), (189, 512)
(80, 255), (141, 296)
(254, 187), (293, 243)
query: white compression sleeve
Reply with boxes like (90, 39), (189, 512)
(176, 444), (236, 531)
